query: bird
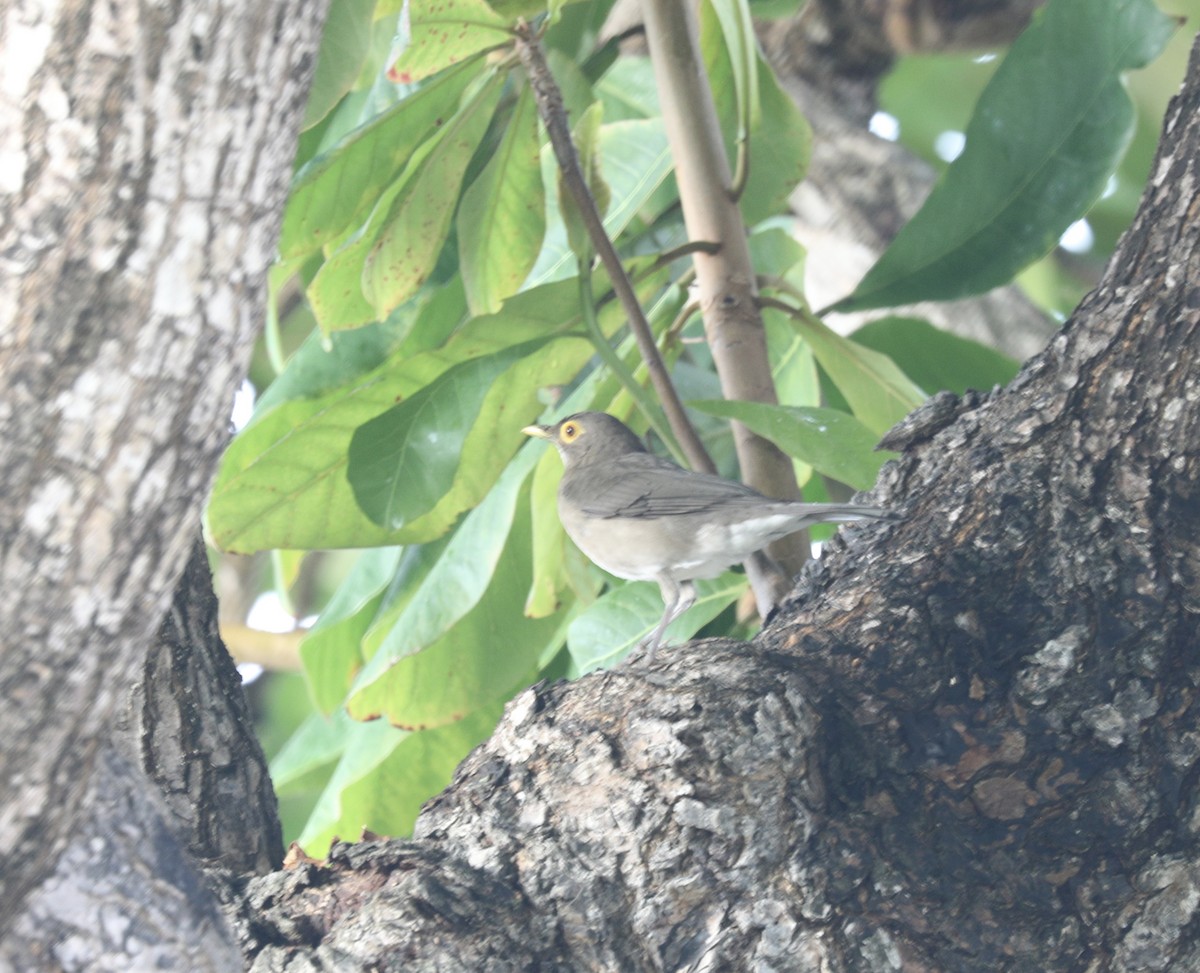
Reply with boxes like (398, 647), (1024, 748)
(523, 411), (894, 654)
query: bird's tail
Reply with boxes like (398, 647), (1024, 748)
(792, 502), (897, 526)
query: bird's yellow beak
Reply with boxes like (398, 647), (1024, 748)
(522, 424), (552, 440)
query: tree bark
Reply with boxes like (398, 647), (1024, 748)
(238, 30), (1200, 973)
(0, 0), (325, 954)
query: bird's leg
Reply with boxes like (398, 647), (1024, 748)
(640, 577), (697, 658)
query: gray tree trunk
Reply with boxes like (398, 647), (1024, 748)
(0, 0), (326, 965)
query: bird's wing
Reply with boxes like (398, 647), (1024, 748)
(566, 454), (769, 520)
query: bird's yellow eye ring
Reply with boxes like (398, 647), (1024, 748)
(560, 421), (580, 442)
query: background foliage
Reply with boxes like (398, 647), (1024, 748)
(206, 0), (1194, 851)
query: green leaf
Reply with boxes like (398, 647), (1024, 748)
(690, 400), (891, 491)
(830, 0), (1177, 312)
(706, 0), (760, 139)
(348, 338), (546, 529)
(525, 444), (568, 618)
(558, 101), (610, 262)
(302, 0), (376, 131)
(348, 459), (561, 728)
(391, 333), (596, 544)
(567, 573), (744, 673)
(294, 712), (407, 849)
(748, 223), (806, 285)
(300, 547), (405, 714)
(270, 709), (359, 790)
(741, 54), (811, 224)
(296, 701), (503, 854)
(351, 455), (532, 686)
(252, 309), (423, 421)
(282, 58), (486, 261)
(699, 12), (810, 225)
(850, 317), (1020, 395)
(386, 0), (511, 86)
(527, 118), (673, 285)
(302, 150), (471, 336)
(207, 281), (581, 553)
(363, 71), (506, 317)
(457, 84), (547, 315)
(792, 311), (926, 435)
(764, 311), (819, 412)
(595, 55), (659, 121)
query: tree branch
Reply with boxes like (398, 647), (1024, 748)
(514, 22), (716, 475)
(640, 0), (808, 607)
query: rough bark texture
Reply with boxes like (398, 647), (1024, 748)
(115, 538), (284, 877)
(2, 540), (283, 970)
(0, 0), (325, 952)
(238, 31), (1200, 973)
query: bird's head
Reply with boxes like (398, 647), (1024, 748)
(522, 411), (647, 469)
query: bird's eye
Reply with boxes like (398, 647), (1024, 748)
(561, 422), (580, 442)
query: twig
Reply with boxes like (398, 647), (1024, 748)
(514, 22), (715, 475)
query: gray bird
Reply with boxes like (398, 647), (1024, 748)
(523, 411), (894, 653)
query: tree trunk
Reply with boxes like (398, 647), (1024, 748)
(239, 31), (1200, 973)
(0, 0), (326, 961)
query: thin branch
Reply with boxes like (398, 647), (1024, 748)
(756, 294), (805, 317)
(576, 268), (687, 465)
(640, 0), (807, 605)
(514, 22), (715, 475)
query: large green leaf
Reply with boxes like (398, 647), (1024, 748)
(390, 332), (597, 545)
(595, 55), (659, 121)
(559, 101), (611, 262)
(300, 546), (405, 714)
(567, 573), (744, 674)
(251, 306), (425, 421)
(742, 55), (812, 224)
(295, 701), (503, 855)
(385, 0), (511, 85)
(207, 281), (581, 553)
(282, 58), (486, 261)
(830, 0), (1176, 313)
(457, 84), (546, 315)
(527, 119), (673, 285)
(525, 444), (568, 618)
(850, 317), (1020, 395)
(690, 400), (891, 491)
(764, 311), (819, 414)
(706, 0), (760, 141)
(305, 126), (465, 334)
(348, 339), (545, 529)
(349, 440), (536, 690)
(270, 707), (364, 790)
(792, 311), (926, 435)
(347, 457), (560, 728)
(700, 8), (810, 225)
(301, 0), (376, 131)
(363, 71), (506, 317)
